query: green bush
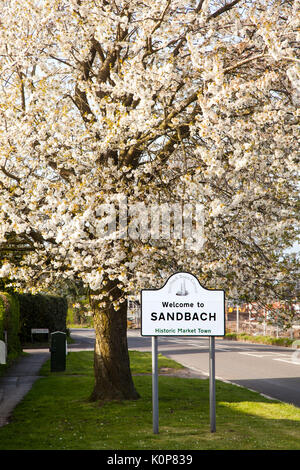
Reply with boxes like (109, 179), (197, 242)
(224, 332), (237, 340)
(18, 293), (68, 342)
(225, 332), (294, 347)
(67, 298), (94, 327)
(0, 292), (22, 370)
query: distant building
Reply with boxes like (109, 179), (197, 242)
(127, 297), (141, 328)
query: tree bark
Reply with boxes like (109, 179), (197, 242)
(90, 279), (140, 402)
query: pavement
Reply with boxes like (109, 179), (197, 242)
(0, 348), (50, 427)
(0, 334), (94, 428)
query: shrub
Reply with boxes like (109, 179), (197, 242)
(225, 331), (294, 347)
(224, 332), (237, 340)
(67, 297), (94, 327)
(18, 293), (68, 343)
(0, 292), (22, 369)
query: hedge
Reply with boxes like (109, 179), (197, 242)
(225, 332), (294, 347)
(18, 293), (68, 343)
(0, 292), (22, 367)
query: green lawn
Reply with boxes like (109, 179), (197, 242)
(0, 350), (299, 450)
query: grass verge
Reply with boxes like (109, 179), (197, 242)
(0, 350), (299, 450)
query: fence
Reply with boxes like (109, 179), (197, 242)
(127, 299), (300, 339)
(226, 320), (300, 339)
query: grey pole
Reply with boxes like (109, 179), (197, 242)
(152, 336), (159, 434)
(209, 336), (216, 433)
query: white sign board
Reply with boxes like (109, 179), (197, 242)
(31, 329), (49, 334)
(141, 272), (225, 336)
(0, 340), (6, 364)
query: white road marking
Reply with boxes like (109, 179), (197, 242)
(162, 337), (297, 365)
(273, 358), (299, 365)
(238, 352), (269, 358)
(238, 351), (297, 365)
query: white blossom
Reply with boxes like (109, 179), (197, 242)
(0, 0), (298, 304)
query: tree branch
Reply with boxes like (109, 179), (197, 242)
(195, 0), (206, 13)
(208, 0), (241, 20)
(1, 165), (21, 183)
(224, 51), (266, 74)
(150, 0), (171, 35)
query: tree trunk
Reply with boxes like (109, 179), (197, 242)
(90, 280), (140, 402)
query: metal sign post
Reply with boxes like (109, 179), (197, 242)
(152, 336), (159, 434)
(209, 336), (216, 433)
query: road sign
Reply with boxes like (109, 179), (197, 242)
(141, 272), (225, 336)
(141, 272), (226, 434)
(31, 329), (49, 334)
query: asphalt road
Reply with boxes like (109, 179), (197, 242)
(70, 328), (300, 408)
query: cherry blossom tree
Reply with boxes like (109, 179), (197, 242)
(0, 0), (299, 400)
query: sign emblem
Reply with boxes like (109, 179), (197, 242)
(176, 280), (189, 296)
